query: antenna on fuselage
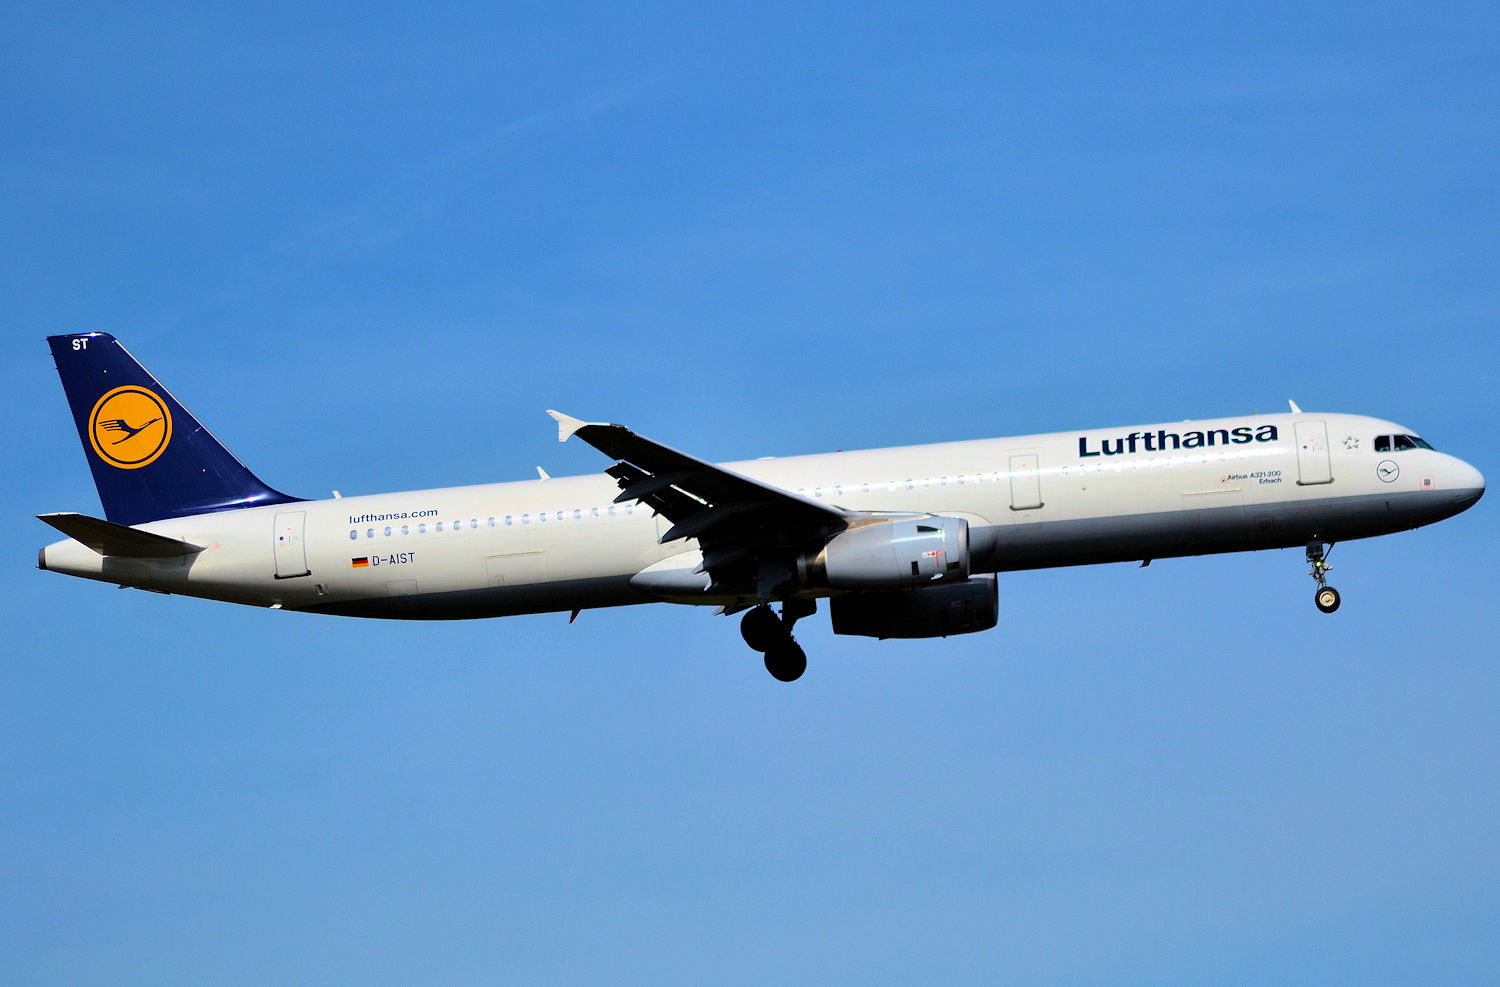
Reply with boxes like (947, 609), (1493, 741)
(1288, 399), (1303, 414)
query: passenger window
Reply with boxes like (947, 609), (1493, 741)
(401, 525), (409, 536)
(418, 523), (427, 534)
(591, 507), (599, 518)
(470, 519), (478, 529)
(436, 522), (443, 532)
(505, 516), (513, 526)
(367, 529), (375, 539)
(384, 527), (392, 537)
(521, 514), (529, 524)
(348, 530), (357, 541)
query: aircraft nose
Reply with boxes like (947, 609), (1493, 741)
(1451, 459), (1484, 510)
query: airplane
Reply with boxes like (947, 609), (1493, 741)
(37, 332), (1485, 681)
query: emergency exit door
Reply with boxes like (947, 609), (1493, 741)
(1009, 454), (1043, 510)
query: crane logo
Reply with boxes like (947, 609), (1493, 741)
(88, 386), (173, 469)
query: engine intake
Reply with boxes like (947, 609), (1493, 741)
(830, 575), (998, 639)
(799, 516), (970, 591)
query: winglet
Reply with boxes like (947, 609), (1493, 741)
(1288, 399), (1303, 414)
(546, 410), (591, 443)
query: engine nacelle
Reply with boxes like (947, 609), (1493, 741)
(799, 516), (970, 591)
(829, 574), (998, 639)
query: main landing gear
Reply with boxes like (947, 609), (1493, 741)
(741, 599), (816, 682)
(1306, 540), (1340, 613)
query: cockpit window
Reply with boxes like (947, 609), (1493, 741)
(1377, 434), (1433, 452)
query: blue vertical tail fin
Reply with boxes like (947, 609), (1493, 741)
(47, 332), (302, 525)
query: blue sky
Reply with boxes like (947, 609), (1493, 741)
(4, 3), (1497, 983)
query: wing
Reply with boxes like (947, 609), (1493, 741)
(548, 411), (851, 600)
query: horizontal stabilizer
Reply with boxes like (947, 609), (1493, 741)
(38, 512), (205, 558)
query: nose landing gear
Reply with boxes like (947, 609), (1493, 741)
(740, 599), (815, 682)
(1307, 541), (1340, 613)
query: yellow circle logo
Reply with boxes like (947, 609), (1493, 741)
(88, 386), (173, 469)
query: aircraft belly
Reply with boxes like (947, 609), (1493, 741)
(983, 489), (1449, 572)
(299, 574), (643, 620)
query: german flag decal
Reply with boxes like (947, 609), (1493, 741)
(351, 557), (370, 568)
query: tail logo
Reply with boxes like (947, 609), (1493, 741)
(88, 386), (173, 469)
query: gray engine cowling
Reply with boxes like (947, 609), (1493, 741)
(829, 574), (998, 639)
(798, 516), (970, 591)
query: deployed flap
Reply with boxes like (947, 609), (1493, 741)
(38, 512), (205, 558)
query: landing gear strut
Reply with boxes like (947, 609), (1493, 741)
(740, 599), (815, 682)
(1306, 541), (1340, 613)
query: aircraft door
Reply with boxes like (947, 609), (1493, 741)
(273, 511), (311, 578)
(1009, 454), (1042, 511)
(486, 551), (549, 586)
(1294, 421), (1333, 485)
(1183, 490), (1248, 552)
(386, 579), (420, 616)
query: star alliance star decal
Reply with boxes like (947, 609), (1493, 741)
(1343, 435), (1360, 450)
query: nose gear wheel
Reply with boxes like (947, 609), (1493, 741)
(1306, 541), (1340, 613)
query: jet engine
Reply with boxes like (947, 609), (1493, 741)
(797, 516), (970, 591)
(829, 574), (998, 639)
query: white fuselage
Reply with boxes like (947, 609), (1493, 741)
(39, 412), (1485, 618)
